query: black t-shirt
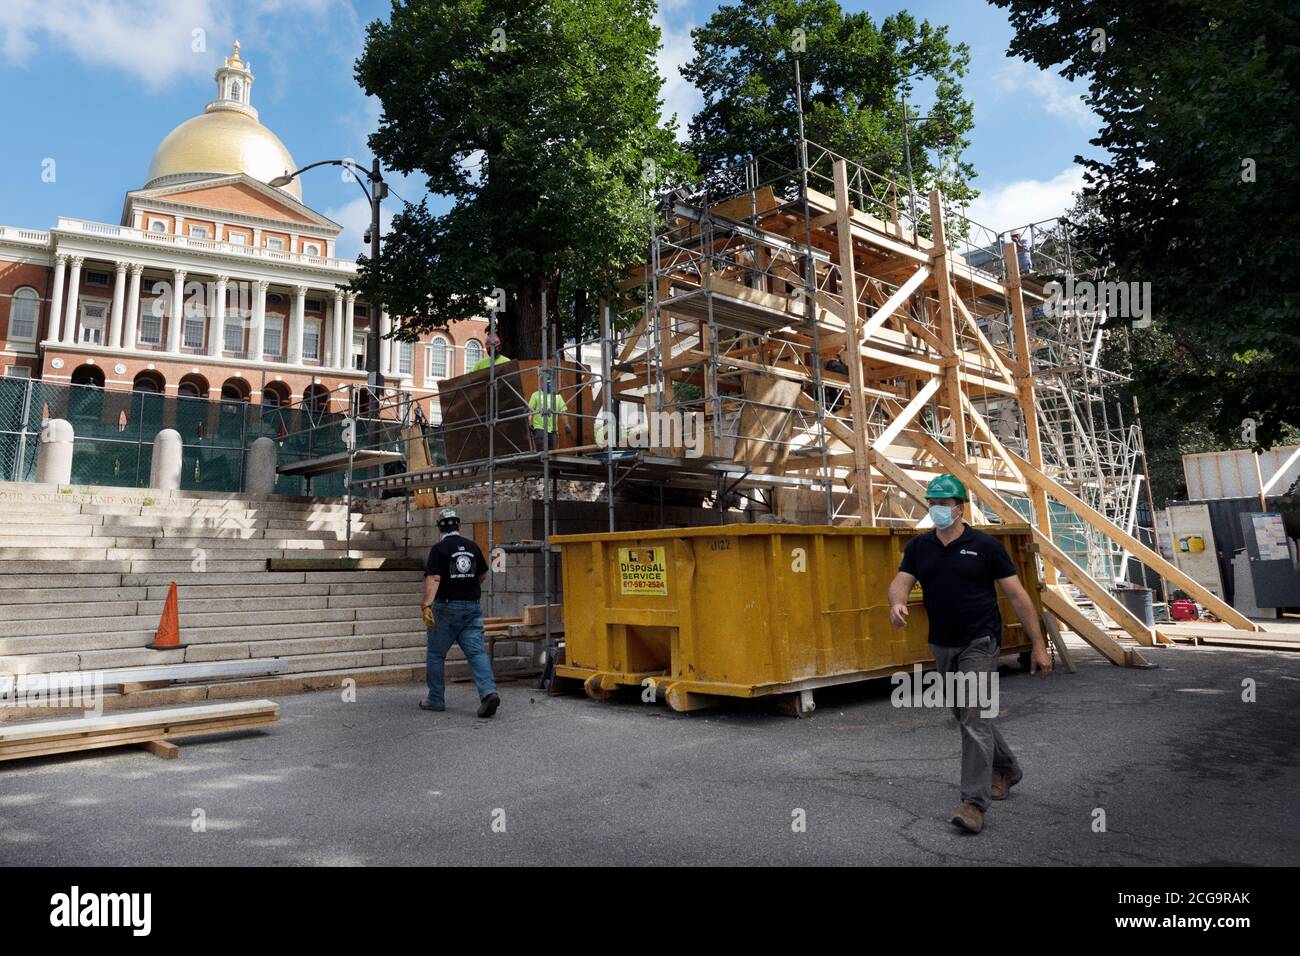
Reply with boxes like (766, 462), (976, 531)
(898, 525), (1019, 647)
(424, 533), (489, 602)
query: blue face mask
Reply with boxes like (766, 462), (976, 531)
(929, 504), (957, 530)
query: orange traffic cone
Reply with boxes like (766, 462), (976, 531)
(148, 581), (187, 650)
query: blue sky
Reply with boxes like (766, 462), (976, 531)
(0, 0), (1101, 257)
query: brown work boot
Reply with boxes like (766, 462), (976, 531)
(991, 768), (1023, 800)
(950, 803), (985, 833)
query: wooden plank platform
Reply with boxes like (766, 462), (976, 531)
(7, 660), (289, 695)
(0, 700), (279, 763)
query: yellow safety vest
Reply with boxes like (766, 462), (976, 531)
(528, 391), (566, 432)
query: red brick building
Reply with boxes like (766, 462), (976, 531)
(0, 43), (485, 422)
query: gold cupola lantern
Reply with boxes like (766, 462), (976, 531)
(144, 42), (302, 201)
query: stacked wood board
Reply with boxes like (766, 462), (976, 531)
(0, 700), (279, 763)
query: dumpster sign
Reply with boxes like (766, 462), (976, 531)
(618, 547), (668, 596)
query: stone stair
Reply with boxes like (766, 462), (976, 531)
(0, 483), (529, 697)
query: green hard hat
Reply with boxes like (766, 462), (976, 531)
(924, 474), (968, 502)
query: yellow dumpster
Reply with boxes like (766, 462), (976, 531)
(551, 524), (1042, 714)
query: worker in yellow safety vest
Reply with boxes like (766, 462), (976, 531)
(528, 368), (569, 452)
(472, 333), (510, 372)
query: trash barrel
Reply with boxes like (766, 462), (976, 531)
(551, 523), (1043, 712)
(1112, 586), (1155, 627)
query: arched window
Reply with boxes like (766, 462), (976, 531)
(132, 371), (164, 393)
(464, 339), (483, 370)
(220, 379), (250, 404)
(262, 383), (289, 408)
(8, 287), (39, 341)
(231, 80), (242, 102)
(429, 336), (448, 378)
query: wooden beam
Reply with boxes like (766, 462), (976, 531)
(1042, 586), (1150, 668)
(833, 159), (875, 525)
(919, 437), (1160, 649)
(861, 266), (930, 343)
(873, 377), (941, 452)
(1039, 610), (1077, 673)
(928, 190), (968, 462)
(1006, 448), (1262, 632)
(1004, 240), (1054, 581)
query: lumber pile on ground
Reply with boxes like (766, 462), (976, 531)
(0, 700), (278, 763)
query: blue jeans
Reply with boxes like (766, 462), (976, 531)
(426, 600), (497, 705)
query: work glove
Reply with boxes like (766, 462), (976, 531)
(422, 605), (435, 630)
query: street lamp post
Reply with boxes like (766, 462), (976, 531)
(270, 157), (389, 390)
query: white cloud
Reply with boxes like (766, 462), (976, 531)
(654, 7), (700, 137)
(965, 166), (1085, 233)
(323, 193), (396, 260)
(993, 58), (1097, 130)
(0, 0), (232, 88)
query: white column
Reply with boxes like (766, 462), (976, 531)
(343, 293), (356, 370)
(288, 284), (306, 365)
(250, 280), (268, 362)
(108, 261), (127, 349)
(48, 254), (68, 343)
(167, 268), (186, 352)
(332, 290), (344, 369)
(61, 255), (84, 345)
(123, 264), (143, 350)
(322, 297), (333, 367)
(209, 274), (229, 357)
(380, 309), (392, 376)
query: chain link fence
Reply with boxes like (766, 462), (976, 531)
(0, 378), (439, 497)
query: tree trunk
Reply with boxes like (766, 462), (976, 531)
(499, 275), (556, 360)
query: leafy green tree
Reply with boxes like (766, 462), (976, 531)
(354, 0), (692, 357)
(683, 0), (975, 206)
(992, 0), (1300, 457)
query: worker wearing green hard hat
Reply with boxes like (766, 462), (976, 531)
(923, 474), (968, 531)
(887, 470), (1052, 835)
(924, 473), (968, 502)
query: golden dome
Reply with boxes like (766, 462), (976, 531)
(146, 109), (302, 201)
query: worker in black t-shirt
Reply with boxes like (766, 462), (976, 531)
(420, 507), (500, 718)
(887, 474), (1051, 835)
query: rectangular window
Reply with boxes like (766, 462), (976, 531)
(139, 300), (163, 344)
(188, 225), (210, 239)
(265, 236), (285, 252)
(354, 305), (370, 320)
(227, 233), (248, 246)
(303, 320), (322, 361)
(429, 339), (448, 378)
(305, 298), (323, 313)
(399, 341), (413, 375)
(4, 365), (32, 378)
(352, 332), (366, 370)
(264, 315), (284, 357)
(223, 311), (244, 353)
(182, 307), (205, 349)
(79, 304), (106, 345)
(85, 271), (110, 287)
(428, 401), (442, 424)
(8, 290), (38, 340)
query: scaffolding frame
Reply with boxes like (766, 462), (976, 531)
(337, 135), (1266, 672)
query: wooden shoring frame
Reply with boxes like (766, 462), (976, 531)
(624, 144), (1265, 664)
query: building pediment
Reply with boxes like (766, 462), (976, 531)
(123, 175), (340, 233)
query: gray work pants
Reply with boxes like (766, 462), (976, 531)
(929, 635), (1021, 811)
